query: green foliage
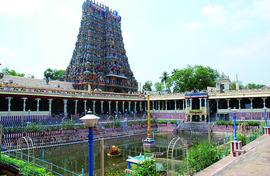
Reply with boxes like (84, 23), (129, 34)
(157, 120), (177, 124)
(215, 120), (260, 126)
(44, 68), (65, 81)
(2, 67), (25, 77)
(61, 120), (75, 130)
(171, 65), (219, 93)
(25, 123), (45, 133)
(245, 83), (266, 89)
(113, 119), (121, 128)
(154, 82), (164, 92)
(142, 81), (153, 91)
(0, 155), (54, 176)
(132, 159), (157, 176)
(180, 142), (219, 175)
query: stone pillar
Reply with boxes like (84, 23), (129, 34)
(63, 99), (68, 117)
(238, 99), (241, 109)
(139, 102), (142, 111)
(74, 100), (78, 115)
(84, 100), (87, 113)
(134, 102), (137, 113)
(100, 101), (104, 114)
(263, 98), (266, 108)
(204, 98), (207, 112)
(227, 99), (230, 109)
(199, 98), (202, 110)
(122, 101), (125, 113)
(108, 101), (111, 114)
(165, 100), (168, 111)
(174, 100), (177, 110)
(36, 98), (41, 112)
(182, 100), (185, 110)
(93, 101), (96, 114)
(249, 98), (253, 109)
(48, 99), (53, 116)
(22, 97), (28, 112)
(6, 97), (12, 112)
(128, 101), (131, 112)
(115, 101), (119, 113)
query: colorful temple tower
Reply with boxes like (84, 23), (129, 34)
(65, 0), (138, 93)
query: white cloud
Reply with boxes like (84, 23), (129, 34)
(0, 48), (18, 60)
(184, 22), (201, 31)
(201, 5), (227, 24)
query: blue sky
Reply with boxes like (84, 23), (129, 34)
(0, 0), (270, 86)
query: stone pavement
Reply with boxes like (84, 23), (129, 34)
(196, 135), (270, 176)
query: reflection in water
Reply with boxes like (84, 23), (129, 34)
(35, 132), (225, 175)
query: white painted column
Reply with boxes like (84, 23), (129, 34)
(48, 99), (53, 116)
(182, 100), (185, 110)
(227, 99), (230, 109)
(190, 99), (193, 110)
(238, 99), (241, 109)
(204, 98), (207, 112)
(108, 101), (111, 114)
(216, 99), (219, 110)
(134, 102), (137, 113)
(93, 101), (96, 114)
(6, 97), (12, 112)
(174, 100), (177, 110)
(22, 97), (28, 112)
(115, 101), (119, 113)
(128, 101), (131, 112)
(199, 98), (202, 110)
(165, 100), (167, 111)
(122, 101), (125, 113)
(36, 98), (41, 112)
(139, 102), (142, 111)
(262, 98), (266, 108)
(249, 98), (253, 109)
(84, 100), (87, 113)
(151, 101), (154, 110)
(158, 101), (160, 111)
(185, 99), (188, 110)
(63, 99), (68, 117)
(100, 101), (104, 114)
(74, 100), (78, 115)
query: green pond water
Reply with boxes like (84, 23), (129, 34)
(34, 132), (226, 175)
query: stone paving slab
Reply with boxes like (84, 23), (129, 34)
(196, 135), (270, 176)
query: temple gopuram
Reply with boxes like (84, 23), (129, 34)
(65, 0), (138, 93)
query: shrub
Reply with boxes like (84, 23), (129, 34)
(0, 155), (54, 176)
(180, 142), (219, 175)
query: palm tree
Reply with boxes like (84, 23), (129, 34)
(160, 71), (169, 84)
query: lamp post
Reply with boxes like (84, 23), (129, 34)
(264, 108), (268, 127)
(80, 111), (100, 176)
(232, 108), (237, 141)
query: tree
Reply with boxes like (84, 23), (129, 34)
(44, 68), (65, 81)
(154, 82), (164, 93)
(2, 67), (25, 77)
(171, 65), (219, 93)
(160, 71), (169, 84)
(142, 81), (153, 91)
(245, 83), (265, 89)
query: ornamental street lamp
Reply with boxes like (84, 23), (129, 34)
(232, 108), (237, 141)
(80, 111), (99, 176)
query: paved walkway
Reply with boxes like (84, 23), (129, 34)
(196, 135), (270, 176)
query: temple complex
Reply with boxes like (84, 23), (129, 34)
(65, 0), (138, 93)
